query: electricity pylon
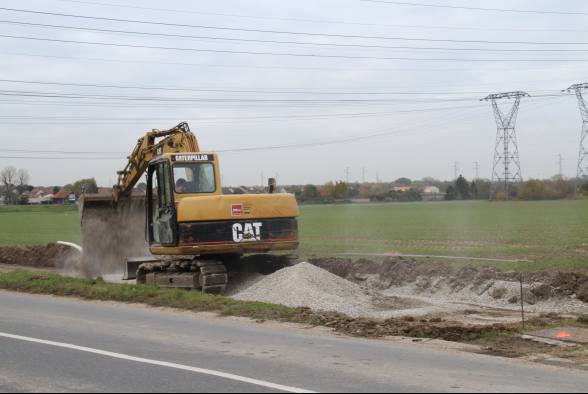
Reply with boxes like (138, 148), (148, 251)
(564, 83), (588, 193)
(482, 91), (529, 200)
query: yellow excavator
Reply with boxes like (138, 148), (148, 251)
(80, 122), (299, 294)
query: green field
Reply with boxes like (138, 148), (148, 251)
(1, 201), (587, 272)
(0, 205), (81, 246)
(300, 200), (588, 271)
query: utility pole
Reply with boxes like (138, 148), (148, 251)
(453, 162), (459, 180)
(482, 91), (529, 200)
(558, 154), (564, 178)
(564, 83), (588, 193)
(345, 167), (350, 184)
(261, 172), (265, 187)
(474, 161), (480, 180)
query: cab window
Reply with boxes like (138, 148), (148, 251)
(173, 163), (216, 193)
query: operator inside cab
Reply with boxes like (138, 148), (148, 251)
(173, 162), (215, 194)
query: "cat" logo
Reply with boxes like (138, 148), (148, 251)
(232, 223), (262, 243)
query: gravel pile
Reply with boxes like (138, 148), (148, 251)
(232, 262), (373, 317)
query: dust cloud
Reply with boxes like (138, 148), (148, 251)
(77, 198), (151, 277)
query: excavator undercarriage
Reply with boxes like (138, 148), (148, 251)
(137, 259), (229, 294)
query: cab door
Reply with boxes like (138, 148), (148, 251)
(147, 161), (177, 246)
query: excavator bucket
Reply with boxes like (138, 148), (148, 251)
(79, 192), (150, 277)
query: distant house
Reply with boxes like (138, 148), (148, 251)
(423, 186), (440, 194)
(24, 187), (55, 205)
(421, 185), (445, 201)
(53, 190), (76, 205)
(29, 194), (54, 205)
(391, 186), (413, 193)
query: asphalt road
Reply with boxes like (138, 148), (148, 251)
(0, 291), (587, 393)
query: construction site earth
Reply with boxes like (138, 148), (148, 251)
(1, 242), (588, 370)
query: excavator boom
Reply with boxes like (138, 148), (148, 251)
(79, 122), (200, 275)
(114, 122), (199, 201)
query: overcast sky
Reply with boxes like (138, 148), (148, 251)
(1, 0), (587, 187)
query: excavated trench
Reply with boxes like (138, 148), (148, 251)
(310, 257), (588, 304)
(0, 243), (76, 269)
(2, 243), (588, 322)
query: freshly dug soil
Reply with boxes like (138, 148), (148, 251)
(310, 257), (588, 303)
(0, 243), (76, 268)
(298, 308), (516, 341)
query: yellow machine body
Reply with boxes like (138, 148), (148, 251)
(148, 153), (299, 256)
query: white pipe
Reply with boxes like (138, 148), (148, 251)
(56, 241), (83, 253)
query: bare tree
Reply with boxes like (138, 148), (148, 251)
(0, 166), (17, 187)
(0, 166), (17, 204)
(17, 168), (30, 186)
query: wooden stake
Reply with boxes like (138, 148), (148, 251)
(520, 273), (525, 332)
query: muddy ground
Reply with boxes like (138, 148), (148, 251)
(0, 244), (77, 269)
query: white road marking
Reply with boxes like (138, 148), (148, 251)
(0, 331), (316, 393)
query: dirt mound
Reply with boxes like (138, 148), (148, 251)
(551, 272), (588, 302)
(0, 243), (77, 268)
(232, 262), (374, 317)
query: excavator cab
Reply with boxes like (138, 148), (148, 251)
(146, 153), (220, 247)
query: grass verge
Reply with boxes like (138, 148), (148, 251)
(0, 270), (520, 343)
(0, 270), (301, 322)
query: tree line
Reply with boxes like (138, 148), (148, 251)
(0, 165), (99, 205)
(295, 176), (588, 204)
(442, 175), (585, 201)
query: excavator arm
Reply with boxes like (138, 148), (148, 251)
(113, 122), (200, 202)
(79, 122), (201, 275)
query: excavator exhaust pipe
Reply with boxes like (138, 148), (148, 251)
(79, 193), (150, 277)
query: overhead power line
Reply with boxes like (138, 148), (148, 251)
(361, 0), (588, 16)
(0, 101), (554, 158)
(0, 88), (486, 103)
(0, 78), (540, 96)
(4, 34), (588, 63)
(2, 7), (588, 45)
(0, 155), (123, 160)
(0, 51), (476, 73)
(7, 20), (588, 53)
(0, 88), (565, 104)
(54, 0), (588, 33)
(0, 104), (488, 122)
(0, 122), (460, 158)
(9, 20), (588, 53)
(0, 109), (523, 158)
